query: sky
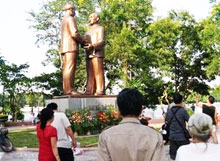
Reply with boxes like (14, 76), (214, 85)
(0, 0), (218, 85)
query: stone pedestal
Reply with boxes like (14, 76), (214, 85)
(45, 95), (117, 112)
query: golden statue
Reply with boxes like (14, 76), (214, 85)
(60, 2), (83, 95)
(83, 13), (105, 95)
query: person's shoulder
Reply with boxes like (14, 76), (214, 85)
(102, 124), (118, 133)
(178, 143), (191, 152)
(55, 111), (65, 116)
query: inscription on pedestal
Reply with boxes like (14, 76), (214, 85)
(45, 95), (117, 112)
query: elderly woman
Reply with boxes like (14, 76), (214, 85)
(176, 113), (220, 161)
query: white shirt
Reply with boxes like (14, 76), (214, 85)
(176, 142), (220, 161)
(51, 112), (72, 148)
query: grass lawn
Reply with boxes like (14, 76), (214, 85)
(9, 129), (38, 148)
(9, 129), (98, 148)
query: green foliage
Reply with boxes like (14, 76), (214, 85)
(0, 56), (31, 121)
(199, 4), (220, 78)
(186, 108), (194, 116)
(148, 11), (211, 98)
(101, 0), (153, 88)
(25, 93), (45, 107)
(29, 0), (220, 104)
(210, 85), (220, 102)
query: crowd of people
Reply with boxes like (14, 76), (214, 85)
(35, 88), (220, 161)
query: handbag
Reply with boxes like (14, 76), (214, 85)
(171, 108), (191, 139)
(161, 121), (170, 142)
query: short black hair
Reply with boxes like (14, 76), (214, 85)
(117, 88), (144, 117)
(46, 102), (58, 110)
(173, 93), (183, 104)
(208, 95), (215, 104)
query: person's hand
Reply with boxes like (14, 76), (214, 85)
(72, 139), (77, 148)
(84, 43), (92, 50)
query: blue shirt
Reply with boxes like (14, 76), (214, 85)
(166, 106), (189, 141)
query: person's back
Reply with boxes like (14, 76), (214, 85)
(176, 143), (220, 161)
(166, 93), (190, 161)
(51, 112), (72, 148)
(166, 106), (189, 141)
(37, 124), (57, 160)
(99, 118), (163, 161)
(202, 104), (216, 125)
(97, 88), (164, 161)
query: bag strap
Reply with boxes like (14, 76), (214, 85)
(166, 107), (181, 126)
(171, 107), (186, 130)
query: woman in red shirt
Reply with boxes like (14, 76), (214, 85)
(37, 108), (60, 161)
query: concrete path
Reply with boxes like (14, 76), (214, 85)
(0, 146), (170, 161)
(0, 150), (96, 161)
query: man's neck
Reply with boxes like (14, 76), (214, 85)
(174, 103), (182, 106)
(123, 115), (138, 119)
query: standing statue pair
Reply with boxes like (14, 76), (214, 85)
(60, 2), (105, 96)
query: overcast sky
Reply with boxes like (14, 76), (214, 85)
(0, 0), (215, 81)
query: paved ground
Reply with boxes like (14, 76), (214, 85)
(0, 146), (170, 161)
(2, 121), (219, 161)
(0, 145), (170, 161)
(0, 150), (97, 161)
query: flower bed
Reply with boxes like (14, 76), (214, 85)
(66, 106), (122, 135)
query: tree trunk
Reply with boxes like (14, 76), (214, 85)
(122, 61), (128, 87)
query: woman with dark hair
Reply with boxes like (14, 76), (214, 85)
(37, 108), (60, 161)
(176, 113), (220, 161)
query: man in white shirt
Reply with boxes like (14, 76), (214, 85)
(47, 102), (76, 161)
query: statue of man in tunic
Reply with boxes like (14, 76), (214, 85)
(83, 13), (105, 95)
(60, 2), (84, 95)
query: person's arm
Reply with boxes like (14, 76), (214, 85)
(51, 137), (61, 161)
(97, 132), (112, 161)
(62, 113), (77, 147)
(66, 126), (76, 148)
(196, 95), (203, 108)
(214, 108), (218, 125)
(150, 133), (165, 161)
(68, 17), (84, 44)
(92, 27), (105, 50)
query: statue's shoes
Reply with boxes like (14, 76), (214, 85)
(69, 90), (81, 96)
(83, 91), (92, 95)
(94, 92), (105, 96)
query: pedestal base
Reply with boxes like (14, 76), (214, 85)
(45, 95), (117, 112)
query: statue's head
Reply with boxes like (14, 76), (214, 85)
(89, 13), (100, 25)
(63, 2), (75, 16)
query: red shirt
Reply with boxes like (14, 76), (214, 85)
(37, 124), (57, 161)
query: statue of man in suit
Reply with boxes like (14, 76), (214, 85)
(60, 2), (83, 95)
(83, 13), (105, 95)
(60, 2), (84, 95)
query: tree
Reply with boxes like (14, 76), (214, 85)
(100, 0), (153, 86)
(147, 11), (210, 99)
(199, 4), (220, 78)
(0, 57), (30, 121)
